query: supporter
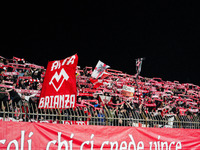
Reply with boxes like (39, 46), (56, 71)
(94, 100), (100, 108)
(25, 69), (32, 77)
(139, 103), (145, 113)
(29, 96), (39, 111)
(32, 70), (39, 79)
(18, 80), (26, 89)
(4, 59), (9, 65)
(0, 87), (9, 110)
(18, 93), (37, 106)
(90, 109), (98, 125)
(127, 111), (134, 126)
(73, 107), (81, 121)
(104, 105), (115, 126)
(17, 69), (24, 77)
(21, 101), (29, 122)
(0, 58), (4, 64)
(6, 88), (21, 107)
(97, 108), (105, 125)
(14, 105), (21, 120)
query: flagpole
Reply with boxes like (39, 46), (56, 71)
(134, 58), (144, 100)
(134, 58), (139, 100)
(135, 72), (139, 98)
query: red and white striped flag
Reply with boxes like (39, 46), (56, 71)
(91, 60), (110, 79)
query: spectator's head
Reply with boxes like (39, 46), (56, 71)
(93, 94), (97, 99)
(40, 78), (43, 83)
(34, 71), (38, 76)
(0, 87), (5, 91)
(78, 97), (81, 102)
(21, 94), (25, 100)
(26, 85), (30, 90)
(24, 72), (28, 76)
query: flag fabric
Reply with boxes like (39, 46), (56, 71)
(99, 95), (112, 104)
(89, 78), (108, 89)
(91, 60), (110, 79)
(38, 54), (78, 109)
(100, 70), (110, 79)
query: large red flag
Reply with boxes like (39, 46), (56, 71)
(38, 54), (78, 109)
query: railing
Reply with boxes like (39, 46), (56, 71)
(0, 102), (199, 129)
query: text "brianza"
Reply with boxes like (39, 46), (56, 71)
(39, 94), (75, 109)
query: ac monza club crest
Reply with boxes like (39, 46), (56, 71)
(38, 54), (78, 109)
(49, 68), (69, 92)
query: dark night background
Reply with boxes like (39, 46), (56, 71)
(1, 2), (200, 85)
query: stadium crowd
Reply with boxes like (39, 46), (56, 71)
(0, 56), (200, 128)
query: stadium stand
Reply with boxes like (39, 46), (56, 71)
(0, 56), (200, 128)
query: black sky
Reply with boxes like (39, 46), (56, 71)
(1, 1), (200, 85)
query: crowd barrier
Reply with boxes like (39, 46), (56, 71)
(0, 101), (199, 129)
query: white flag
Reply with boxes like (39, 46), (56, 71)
(91, 60), (110, 79)
(99, 95), (112, 104)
